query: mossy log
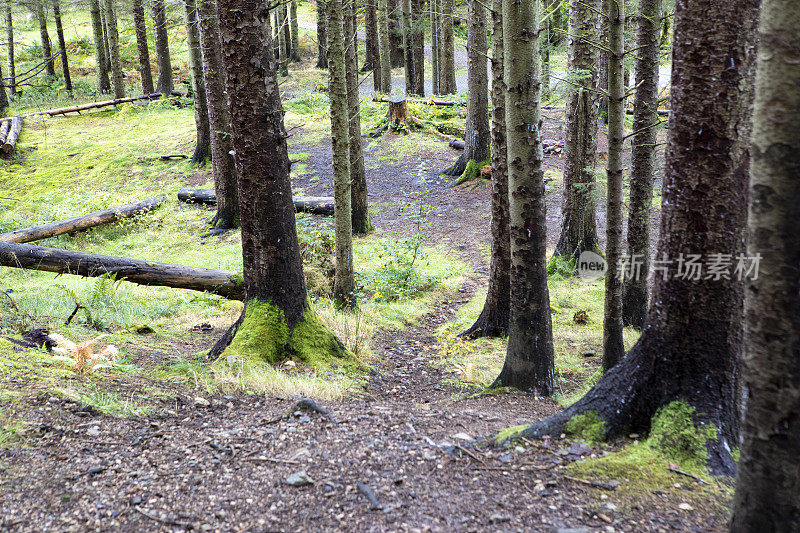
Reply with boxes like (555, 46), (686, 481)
(6, 92), (184, 119)
(2, 116), (22, 154)
(373, 95), (461, 106)
(0, 196), (167, 244)
(0, 242), (244, 300)
(178, 188), (335, 216)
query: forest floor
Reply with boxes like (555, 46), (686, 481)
(0, 58), (732, 532)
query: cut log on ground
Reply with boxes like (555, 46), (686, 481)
(0, 92), (185, 120)
(0, 196), (168, 244)
(449, 138), (465, 150)
(0, 120), (9, 144)
(373, 95), (461, 106)
(0, 242), (244, 300)
(2, 116), (23, 155)
(178, 188), (335, 216)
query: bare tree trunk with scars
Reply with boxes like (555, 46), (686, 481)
(621, 0), (661, 329)
(377, 0), (392, 92)
(52, 0), (72, 93)
(184, 0), (211, 165)
(90, 0), (111, 93)
(553, 0), (600, 259)
(731, 0), (800, 528)
(461, 0), (509, 339)
(493, 0), (554, 394)
(132, 0), (155, 95)
(505, 0), (759, 475)
(316, 0), (328, 68)
(152, 0), (173, 94)
(210, 0), (347, 365)
(101, 0), (125, 99)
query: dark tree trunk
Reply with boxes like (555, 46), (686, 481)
(290, 0), (300, 62)
(438, 0), (456, 94)
(388, 0), (404, 67)
(345, 1), (373, 234)
(281, 0), (292, 64)
(442, 0), (489, 180)
(430, 0), (438, 95)
(184, 0), (211, 165)
(597, 0), (609, 122)
(132, 0), (155, 95)
(152, 0), (173, 94)
(621, 0), (661, 328)
(211, 0), (345, 363)
(100, 8), (111, 72)
(6, 7), (15, 96)
(461, 0), (508, 339)
(512, 0), (759, 476)
(410, 0), (425, 96)
(731, 0), (800, 527)
(377, 0), (392, 91)
(316, 0), (328, 68)
(553, 0), (600, 258)
(541, 3), (551, 101)
(101, 0), (125, 98)
(495, 0), (554, 393)
(197, 0), (239, 229)
(89, 0), (112, 93)
(402, 0), (413, 92)
(36, 4), (55, 76)
(0, 63), (8, 111)
(52, 0), (71, 93)
(365, 0), (379, 73)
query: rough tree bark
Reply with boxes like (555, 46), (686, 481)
(388, 0), (404, 67)
(89, 0), (111, 93)
(101, 0), (125, 98)
(197, 0), (239, 229)
(730, 0), (800, 528)
(410, 0), (425, 96)
(316, 0), (328, 68)
(345, 1), (374, 234)
(494, 0), (554, 393)
(365, 0), (380, 79)
(100, 8), (111, 71)
(602, 0), (625, 370)
(210, 0), (347, 363)
(6, 7), (15, 96)
(438, 0), (456, 94)
(52, 0), (71, 93)
(328, 0), (356, 308)
(183, 0), (211, 165)
(506, 0), (759, 476)
(36, 3), (55, 76)
(430, 0), (438, 95)
(152, 0), (173, 94)
(621, 0), (661, 328)
(377, 0), (392, 92)
(0, 63), (9, 111)
(290, 0), (300, 62)
(461, 0), (508, 339)
(402, 0), (413, 93)
(553, 0), (600, 258)
(442, 0), (489, 181)
(132, 0), (155, 95)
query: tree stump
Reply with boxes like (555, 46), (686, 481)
(384, 96), (421, 133)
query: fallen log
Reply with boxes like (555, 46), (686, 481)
(541, 105), (669, 117)
(449, 138), (465, 150)
(178, 188), (335, 216)
(373, 95), (461, 106)
(0, 242), (244, 300)
(0, 120), (9, 144)
(2, 116), (23, 154)
(0, 92), (186, 120)
(0, 196), (168, 244)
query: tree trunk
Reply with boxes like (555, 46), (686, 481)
(439, 0), (456, 94)
(100, 9), (112, 72)
(184, 0), (211, 165)
(152, 0), (173, 94)
(132, 0), (155, 95)
(276, 2), (288, 74)
(89, 0), (112, 93)
(621, 0), (660, 328)
(280, 0), (292, 64)
(541, 2), (551, 101)
(290, 0), (300, 62)
(6, 7), (15, 96)
(2, 115), (21, 154)
(410, 0), (425, 96)
(511, 0), (759, 476)
(494, 0), (553, 393)
(316, 0), (328, 68)
(36, 4), (55, 77)
(553, 0), (600, 258)
(430, 0), (438, 95)
(402, 0), (414, 93)
(101, 0), (125, 99)
(461, 0), (509, 339)
(345, 1), (373, 235)
(388, 0), (404, 67)
(602, 0), (625, 370)
(442, 0), (489, 180)
(730, 0), (800, 527)
(211, 0), (346, 363)
(0, 63), (8, 111)
(328, 0), (356, 308)
(365, 0), (379, 74)
(597, 0), (609, 122)
(377, 0), (392, 92)
(52, 0), (71, 93)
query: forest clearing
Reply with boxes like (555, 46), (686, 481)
(0, 0), (797, 531)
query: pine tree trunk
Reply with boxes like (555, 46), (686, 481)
(345, 2), (373, 235)
(282, 1), (292, 64)
(377, 0), (392, 92)
(461, 0), (508, 339)
(152, 0), (173, 94)
(316, 0), (328, 68)
(410, 0), (425, 96)
(541, 4), (551, 101)
(328, 0), (356, 308)
(621, 0), (660, 328)
(52, 0), (71, 93)
(402, 0), (413, 93)
(597, 0), (609, 122)
(197, 0), (238, 229)
(731, 0), (800, 527)
(36, 4), (55, 77)
(89, 0), (111, 93)
(101, 0), (125, 99)
(430, 0), (438, 95)
(388, 0), (404, 67)
(290, 0), (300, 62)
(100, 10), (112, 72)
(132, 0), (155, 95)
(0, 63), (8, 111)
(495, 0), (554, 393)
(439, 0), (455, 94)
(442, 0), (488, 179)
(184, 0), (210, 165)
(602, 0), (625, 370)
(211, 0), (345, 364)
(6, 7), (15, 96)
(365, 0), (379, 78)
(277, 2), (288, 74)
(554, 0), (600, 258)
(517, 0), (759, 476)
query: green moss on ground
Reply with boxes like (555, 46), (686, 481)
(453, 159), (491, 186)
(493, 424), (530, 446)
(565, 411), (606, 445)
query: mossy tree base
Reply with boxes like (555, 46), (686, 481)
(443, 157), (491, 186)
